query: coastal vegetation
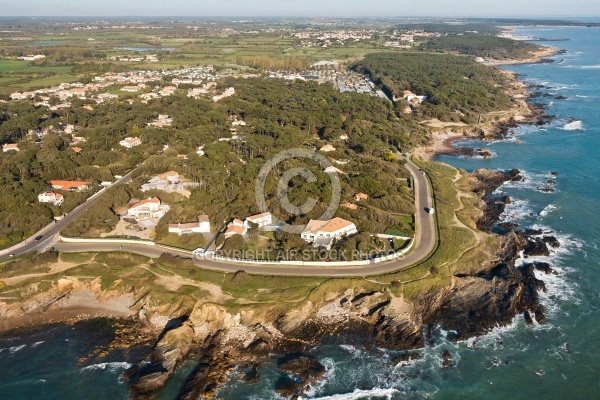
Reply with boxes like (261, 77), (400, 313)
(353, 52), (517, 123)
(421, 34), (543, 60)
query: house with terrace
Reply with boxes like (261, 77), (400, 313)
(38, 192), (64, 206)
(301, 217), (358, 250)
(127, 197), (170, 219)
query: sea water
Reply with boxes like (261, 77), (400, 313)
(2, 25), (600, 400)
(218, 25), (600, 399)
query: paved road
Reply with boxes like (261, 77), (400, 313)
(50, 160), (437, 277)
(0, 170), (136, 262)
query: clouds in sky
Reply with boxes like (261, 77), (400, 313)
(4, 0), (599, 17)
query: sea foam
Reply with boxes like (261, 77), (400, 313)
(80, 362), (132, 373)
(303, 388), (400, 400)
(561, 120), (584, 130)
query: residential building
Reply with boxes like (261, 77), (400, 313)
(341, 202), (358, 210)
(38, 192), (64, 206)
(71, 136), (86, 145)
(244, 212), (272, 229)
(301, 217), (358, 249)
(127, 197), (170, 219)
(49, 180), (91, 191)
(354, 192), (369, 201)
(223, 218), (247, 239)
(2, 143), (19, 152)
(319, 144), (336, 152)
(119, 137), (141, 148)
(141, 171), (184, 192)
(168, 215), (211, 236)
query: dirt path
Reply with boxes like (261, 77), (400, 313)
(2, 260), (83, 286)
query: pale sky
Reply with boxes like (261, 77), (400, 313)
(1, 0), (598, 17)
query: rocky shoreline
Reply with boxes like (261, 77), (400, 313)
(0, 51), (565, 399)
(0, 168), (562, 400)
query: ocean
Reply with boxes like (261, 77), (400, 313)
(1, 25), (599, 399)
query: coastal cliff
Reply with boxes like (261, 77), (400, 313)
(0, 165), (559, 399)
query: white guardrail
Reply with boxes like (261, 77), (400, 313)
(211, 238), (414, 267)
(57, 235), (414, 267)
(59, 235), (157, 246)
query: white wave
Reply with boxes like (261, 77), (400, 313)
(80, 361), (132, 373)
(497, 198), (536, 224)
(499, 170), (560, 195)
(580, 65), (600, 69)
(31, 341), (45, 348)
(539, 204), (558, 217)
(515, 224), (584, 318)
(9, 345), (26, 354)
(303, 388), (399, 400)
(561, 120), (584, 131)
(304, 358), (337, 398)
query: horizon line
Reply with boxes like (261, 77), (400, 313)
(0, 15), (598, 19)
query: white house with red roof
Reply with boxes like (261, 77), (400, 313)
(38, 192), (64, 206)
(49, 180), (91, 191)
(301, 217), (358, 249)
(2, 143), (19, 152)
(223, 218), (247, 239)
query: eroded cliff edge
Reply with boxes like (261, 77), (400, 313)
(0, 166), (560, 399)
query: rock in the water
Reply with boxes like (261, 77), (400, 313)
(532, 262), (554, 275)
(275, 354), (325, 398)
(534, 305), (547, 324)
(523, 311), (534, 325)
(523, 237), (550, 257)
(392, 352), (421, 366)
(441, 350), (453, 370)
(243, 363), (260, 384)
(128, 320), (195, 400)
(543, 236), (560, 249)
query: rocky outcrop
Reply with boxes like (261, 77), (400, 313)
(468, 168), (523, 231)
(275, 354), (326, 398)
(437, 147), (493, 159)
(127, 319), (195, 399)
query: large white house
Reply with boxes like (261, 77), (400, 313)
(141, 171), (184, 192)
(301, 217), (358, 249)
(127, 197), (170, 219)
(244, 212), (272, 229)
(168, 215), (211, 236)
(38, 192), (64, 206)
(119, 137), (141, 148)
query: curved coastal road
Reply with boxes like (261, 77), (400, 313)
(48, 160), (437, 277)
(0, 170), (136, 261)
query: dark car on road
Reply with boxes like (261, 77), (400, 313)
(35, 235), (43, 241)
